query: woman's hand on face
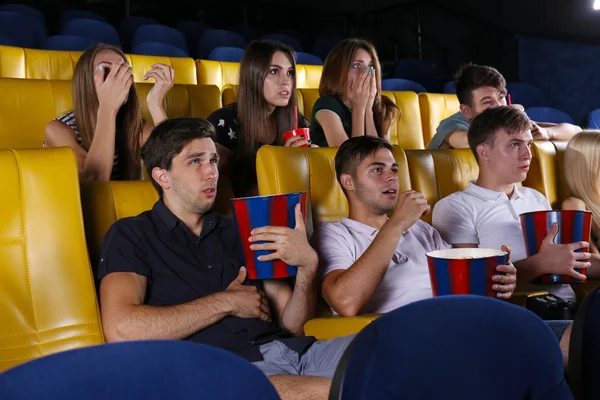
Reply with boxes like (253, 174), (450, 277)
(366, 67), (377, 110)
(347, 68), (371, 112)
(95, 59), (133, 111)
(145, 63), (175, 108)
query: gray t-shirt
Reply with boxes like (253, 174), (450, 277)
(427, 111), (470, 149)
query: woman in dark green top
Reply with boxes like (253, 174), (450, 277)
(311, 38), (400, 147)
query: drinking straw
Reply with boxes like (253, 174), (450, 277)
(507, 94), (512, 105)
(293, 105), (298, 130)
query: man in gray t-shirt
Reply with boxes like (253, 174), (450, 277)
(427, 63), (581, 149)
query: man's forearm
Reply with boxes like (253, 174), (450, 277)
(280, 266), (319, 335)
(324, 219), (405, 316)
(547, 124), (581, 141)
(103, 292), (231, 342)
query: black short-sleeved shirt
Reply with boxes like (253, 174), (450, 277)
(207, 103), (309, 196)
(97, 200), (316, 362)
(310, 96), (353, 147)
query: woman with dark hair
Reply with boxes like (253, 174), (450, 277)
(207, 40), (310, 197)
(311, 38), (400, 147)
(45, 44), (174, 181)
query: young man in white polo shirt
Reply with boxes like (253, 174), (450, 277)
(432, 106), (592, 302)
(315, 136), (517, 317)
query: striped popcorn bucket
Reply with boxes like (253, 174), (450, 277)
(520, 210), (592, 284)
(426, 248), (508, 297)
(231, 192), (307, 279)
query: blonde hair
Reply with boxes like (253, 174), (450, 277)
(564, 130), (600, 240)
(72, 44), (144, 179)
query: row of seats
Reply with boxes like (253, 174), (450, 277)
(0, 76), (459, 150)
(2, 140), (595, 372)
(0, 45), (322, 89)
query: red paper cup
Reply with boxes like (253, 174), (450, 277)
(230, 192), (308, 279)
(283, 128), (311, 148)
(520, 210), (592, 284)
(426, 248), (508, 297)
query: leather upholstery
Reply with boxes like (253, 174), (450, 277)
(552, 140), (570, 205)
(195, 60), (240, 90)
(382, 90), (425, 149)
(135, 83), (222, 123)
(418, 93), (460, 145)
(0, 78), (72, 149)
(0, 148), (104, 372)
(298, 88), (319, 123)
(0, 46), (197, 84)
(0, 78), (221, 149)
(523, 141), (561, 209)
(299, 65), (323, 89)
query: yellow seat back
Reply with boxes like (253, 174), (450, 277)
(418, 93), (460, 145)
(0, 79), (72, 149)
(382, 91), (424, 149)
(0, 46), (198, 84)
(0, 148), (104, 372)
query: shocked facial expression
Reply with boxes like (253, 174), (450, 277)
(162, 138), (220, 214)
(263, 51), (295, 109)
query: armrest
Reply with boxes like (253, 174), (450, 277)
(304, 314), (382, 340)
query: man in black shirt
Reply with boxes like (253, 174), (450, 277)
(97, 117), (353, 400)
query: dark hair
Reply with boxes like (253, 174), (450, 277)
(320, 38), (400, 137)
(142, 117), (216, 194)
(335, 136), (394, 184)
(237, 40), (299, 161)
(455, 63), (506, 106)
(468, 106), (532, 162)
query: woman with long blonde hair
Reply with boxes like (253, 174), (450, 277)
(310, 38), (400, 147)
(562, 130), (600, 253)
(45, 44), (174, 180)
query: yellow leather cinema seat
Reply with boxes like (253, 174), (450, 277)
(523, 141), (561, 209)
(0, 148), (104, 372)
(0, 78), (221, 149)
(135, 83), (222, 123)
(0, 46), (77, 80)
(298, 65), (323, 89)
(0, 78), (72, 149)
(418, 93), (460, 146)
(0, 46), (197, 84)
(382, 91), (425, 149)
(196, 59), (241, 90)
(80, 177), (234, 266)
(404, 148), (479, 224)
(127, 54), (197, 85)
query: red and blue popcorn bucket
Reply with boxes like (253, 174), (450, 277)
(231, 192), (308, 280)
(426, 248), (508, 297)
(520, 210), (592, 284)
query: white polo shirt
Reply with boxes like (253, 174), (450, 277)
(432, 181), (574, 301)
(316, 218), (449, 314)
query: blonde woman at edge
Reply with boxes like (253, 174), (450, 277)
(45, 44), (174, 181)
(562, 130), (600, 254)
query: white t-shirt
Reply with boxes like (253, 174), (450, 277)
(316, 217), (449, 314)
(432, 181), (574, 301)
